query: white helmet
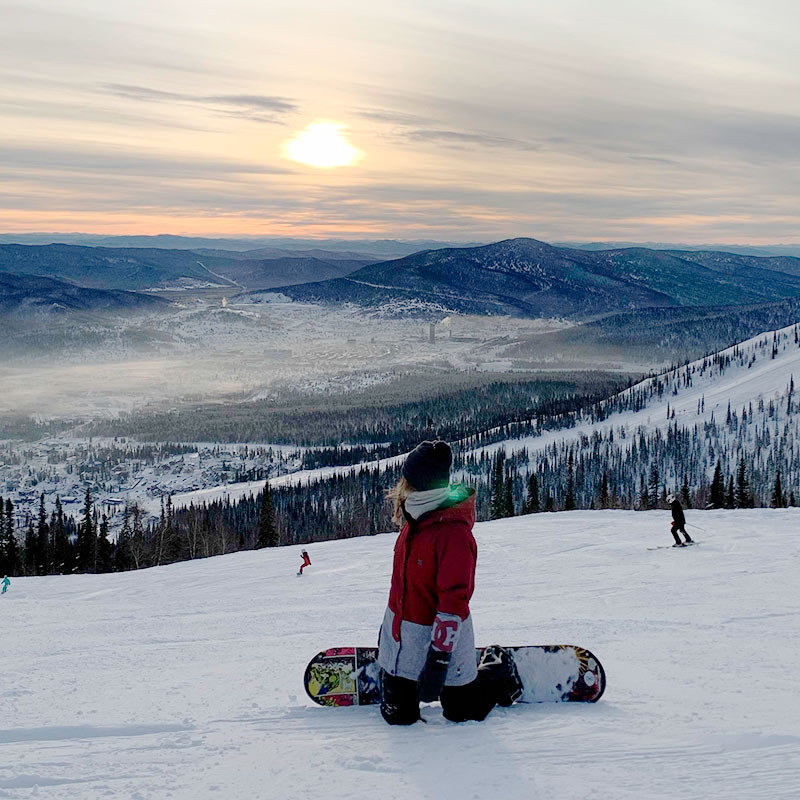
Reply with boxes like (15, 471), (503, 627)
(667, 493), (675, 503)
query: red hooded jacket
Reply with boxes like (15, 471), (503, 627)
(387, 488), (477, 642)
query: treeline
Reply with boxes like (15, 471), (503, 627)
(86, 371), (628, 447)
(298, 377), (626, 468)
(4, 429), (797, 577)
(5, 326), (799, 574)
(561, 299), (800, 364)
(0, 483), (281, 576)
(1, 493), (79, 577)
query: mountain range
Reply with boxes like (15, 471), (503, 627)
(0, 272), (170, 315)
(249, 238), (800, 318)
(0, 244), (370, 294)
(0, 234), (473, 261)
(5, 237), (800, 320)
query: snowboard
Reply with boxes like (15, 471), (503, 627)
(304, 645), (605, 707)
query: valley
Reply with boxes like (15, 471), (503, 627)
(1, 235), (800, 555)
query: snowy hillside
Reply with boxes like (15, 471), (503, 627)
(481, 323), (800, 458)
(3, 509), (800, 799)
(163, 323), (800, 513)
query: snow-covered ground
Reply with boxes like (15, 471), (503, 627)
(3, 508), (799, 799)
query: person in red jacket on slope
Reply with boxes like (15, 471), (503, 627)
(376, 440), (523, 725)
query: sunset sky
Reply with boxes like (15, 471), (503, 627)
(2, 0), (799, 242)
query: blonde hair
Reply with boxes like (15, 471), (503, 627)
(386, 476), (416, 527)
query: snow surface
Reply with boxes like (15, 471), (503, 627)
(3, 509), (800, 799)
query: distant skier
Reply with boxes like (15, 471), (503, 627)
(668, 494), (693, 546)
(376, 440), (522, 725)
(1, 576), (9, 594)
(297, 549), (311, 576)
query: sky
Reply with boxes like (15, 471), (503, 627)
(2, 0), (799, 242)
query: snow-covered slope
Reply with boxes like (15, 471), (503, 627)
(4, 509), (800, 799)
(481, 323), (800, 459)
(163, 323), (800, 512)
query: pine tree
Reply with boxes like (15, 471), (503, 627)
(598, 471), (609, 509)
(4, 499), (19, 575)
(647, 462), (660, 509)
(95, 514), (113, 573)
(709, 460), (725, 509)
(681, 475), (691, 508)
(735, 456), (752, 508)
(504, 474), (515, 517)
(490, 453), (507, 519)
(129, 505), (146, 570)
(639, 474), (649, 510)
(77, 487), (96, 572)
(24, 521), (36, 575)
(114, 507), (134, 572)
(725, 476), (734, 509)
(36, 493), (49, 574)
(257, 481), (280, 547)
(523, 472), (540, 514)
(771, 471), (785, 508)
(0, 498), (5, 576)
(564, 452), (576, 511)
(52, 497), (68, 574)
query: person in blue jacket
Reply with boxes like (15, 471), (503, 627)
(1, 576), (9, 594)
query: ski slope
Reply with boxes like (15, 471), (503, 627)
(161, 324), (800, 512)
(479, 323), (800, 461)
(3, 509), (800, 799)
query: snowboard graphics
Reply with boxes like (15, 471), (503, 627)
(304, 645), (605, 707)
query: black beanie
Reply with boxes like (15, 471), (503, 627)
(403, 440), (452, 491)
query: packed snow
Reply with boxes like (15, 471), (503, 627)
(3, 508), (799, 799)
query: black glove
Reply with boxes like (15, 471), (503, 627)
(417, 647), (452, 702)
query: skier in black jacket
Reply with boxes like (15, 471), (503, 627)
(668, 494), (693, 546)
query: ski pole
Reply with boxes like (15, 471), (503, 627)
(687, 522), (706, 532)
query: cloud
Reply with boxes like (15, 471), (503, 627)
(404, 129), (541, 152)
(353, 108), (431, 126)
(102, 84), (299, 122)
(0, 144), (293, 180)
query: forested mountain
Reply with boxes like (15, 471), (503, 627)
(502, 299), (800, 365)
(251, 238), (800, 318)
(0, 234), (474, 259)
(0, 244), (217, 290)
(6, 238), (800, 310)
(251, 322), (800, 545)
(87, 372), (627, 448)
(560, 241), (800, 258)
(0, 244), (368, 292)
(0, 272), (170, 314)
(191, 256), (370, 289)
(162, 323), (800, 551)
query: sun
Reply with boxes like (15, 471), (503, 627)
(283, 122), (361, 168)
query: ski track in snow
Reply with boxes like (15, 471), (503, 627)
(3, 509), (800, 799)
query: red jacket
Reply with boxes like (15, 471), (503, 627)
(387, 488), (477, 642)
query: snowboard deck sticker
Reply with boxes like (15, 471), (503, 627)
(304, 645), (605, 707)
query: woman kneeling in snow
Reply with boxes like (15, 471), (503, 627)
(377, 440), (522, 725)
